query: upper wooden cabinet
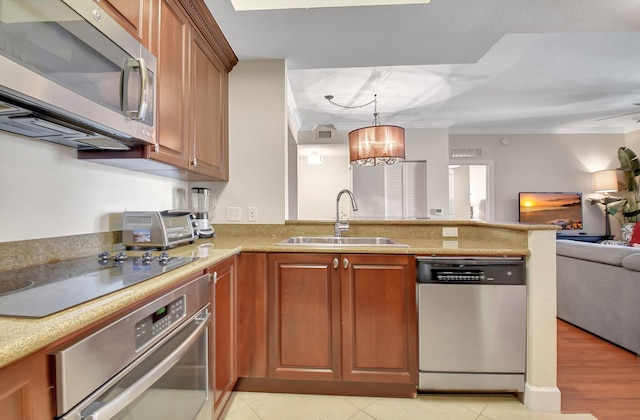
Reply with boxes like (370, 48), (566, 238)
(79, 0), (236, 181)
(146, 0), (234, 181)
(190, 31), (228, 180)
(152, 0), (234, 181)
(94, 0), (152, 46)
(150, 0), (192, 171)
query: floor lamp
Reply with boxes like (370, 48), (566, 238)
(593, 169), (620, 238)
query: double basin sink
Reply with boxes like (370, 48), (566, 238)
(277, 236), (409, 248)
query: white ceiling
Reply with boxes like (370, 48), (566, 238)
(205, 0), (640, 135)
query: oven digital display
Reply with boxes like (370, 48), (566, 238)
(152, 305), (168, 323)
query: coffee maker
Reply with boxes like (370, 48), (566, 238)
(191, 187), (216, 238)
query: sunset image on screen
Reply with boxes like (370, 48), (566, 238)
(519, 192), (582, 229)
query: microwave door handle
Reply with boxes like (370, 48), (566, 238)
(83, 312), (210, 420)
(121, 57), (148, 120)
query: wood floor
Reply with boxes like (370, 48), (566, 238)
(557, 318), (640, 420)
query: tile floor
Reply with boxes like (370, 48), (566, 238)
(220, 392), (596, 420)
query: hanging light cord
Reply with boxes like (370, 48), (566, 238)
(324, 94), (380, 126)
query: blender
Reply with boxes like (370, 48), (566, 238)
(191, 187), (216, 238)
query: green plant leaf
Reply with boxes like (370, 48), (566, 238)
(618, 146), (640, 176)
(607, 199), (627, 215)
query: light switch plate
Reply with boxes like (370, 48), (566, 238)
(226, 207), (241, 221)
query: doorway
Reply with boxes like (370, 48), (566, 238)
(448, 161), (493, 221)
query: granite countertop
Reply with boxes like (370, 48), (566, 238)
(0, 245), (239, 369)
(0, 221), (544, 369)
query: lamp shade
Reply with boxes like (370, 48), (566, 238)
(593, 169), (619, 193)
(348, 125), (405, 166)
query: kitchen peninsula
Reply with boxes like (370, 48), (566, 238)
(0, 220), (559, 417)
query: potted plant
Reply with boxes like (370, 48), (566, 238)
(608, 147), (640, 226)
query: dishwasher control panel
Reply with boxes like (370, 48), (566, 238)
(433, 270), (485, 282)
(417, 257), (525, 285)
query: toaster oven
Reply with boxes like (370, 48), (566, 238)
(123, 211), (196, 250)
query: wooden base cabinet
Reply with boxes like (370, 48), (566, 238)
(209, 256), (237, 418)
(341, 254), (417, 384)
(0, 351), (54, 420)
(268, 253), (341, 381)
(265, 253), (417, 388)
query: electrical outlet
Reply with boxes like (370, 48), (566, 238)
(248, 207), (258, 222)
(226, 207), (241, 222)
(442, 227), (458, 237)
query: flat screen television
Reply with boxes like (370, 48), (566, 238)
(518, 192), (583, 230)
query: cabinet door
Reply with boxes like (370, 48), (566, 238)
(190, 30), (229, 181)
(268, 253), (341, 381)
(0, 351), (54, 420)
(151, 0), (191, 169)
(210, 257), (237, 417)
(341, 254), (417, 384)
(96, 0), (149, 44)
(236, 253), (268, 378)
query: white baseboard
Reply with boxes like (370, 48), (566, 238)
(524, 383), (562, 412)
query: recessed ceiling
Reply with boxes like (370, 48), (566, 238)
(206, 0), (640, 134)
(230, 0), (430, 11)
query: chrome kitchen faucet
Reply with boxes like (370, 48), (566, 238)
(335, 189), (358, 237)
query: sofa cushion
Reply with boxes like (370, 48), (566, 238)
(622, 222), (636, 245)
(630, 222), (640, 247)
(556, 239), (640, 266)
(622, 253), (640, 272)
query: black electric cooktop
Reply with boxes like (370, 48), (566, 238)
(0, 250), (197, 318)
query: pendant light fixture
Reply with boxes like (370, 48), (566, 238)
(325, 94), (405, 166)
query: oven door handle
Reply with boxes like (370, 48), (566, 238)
(83, 311), (210, 420)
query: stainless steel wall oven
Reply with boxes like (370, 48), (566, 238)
(53, 274), (211, 420)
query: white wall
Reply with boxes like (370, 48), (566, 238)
(297, 144), (350, 220)
(202, 60), (288, 225)
(0, 133), (187, 243)
(626, 130), (640, 152)
(405, 128), (450, 219)
(450, 133), (626, 234)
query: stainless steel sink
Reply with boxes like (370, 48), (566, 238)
(277, 236), (409, 247)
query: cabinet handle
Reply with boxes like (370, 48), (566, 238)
(191, 158), (197, 167)
(213, 271), (218, 284)
(332, 258), (339, 269)
(343, 258), (349, 269)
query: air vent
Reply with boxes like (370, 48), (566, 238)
(450, 147), (483, 158)
(126, 216), (153, 225)
(317, 130), (333, 140)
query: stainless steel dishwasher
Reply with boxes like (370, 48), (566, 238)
(417, 256), (526, 392)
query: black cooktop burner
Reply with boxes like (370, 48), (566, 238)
(0, 250), (198, 318)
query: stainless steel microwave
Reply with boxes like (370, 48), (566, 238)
(0, 0), (156, 150)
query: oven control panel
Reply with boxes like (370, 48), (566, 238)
(134, 295), (186, 349)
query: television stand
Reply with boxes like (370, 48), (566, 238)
(556, 232), (613, 243)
